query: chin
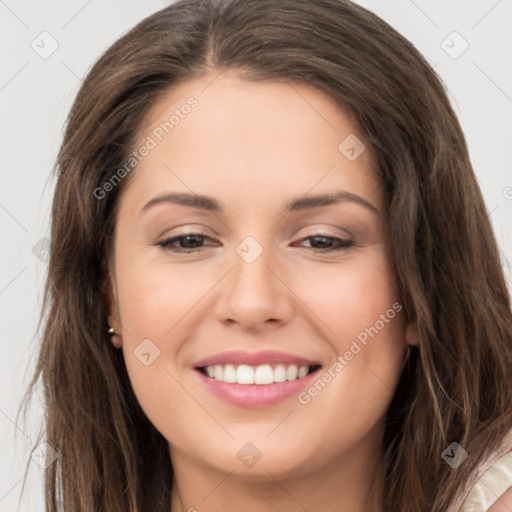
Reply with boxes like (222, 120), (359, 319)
(194, 436), (319, 479)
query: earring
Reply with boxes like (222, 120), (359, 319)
(107, 325), (122, 348)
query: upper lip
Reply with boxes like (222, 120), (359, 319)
(193, 350), (322, 368)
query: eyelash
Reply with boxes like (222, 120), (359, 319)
(156, 233), (354, 253)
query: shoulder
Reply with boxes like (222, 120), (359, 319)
(446, 428), (512, 512)
(459, 448), (512, 512)
(487, 486), (512, 512)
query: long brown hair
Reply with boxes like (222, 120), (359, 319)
(19, 0), (512, 510)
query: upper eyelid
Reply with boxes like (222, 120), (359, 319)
(157, 222), (354, 238)
(159, 230), (352, 242)
(157, 232), (353, 249)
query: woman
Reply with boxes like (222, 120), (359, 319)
(20, 0), (512, 510)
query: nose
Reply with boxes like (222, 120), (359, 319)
(214, 240), (294, 332)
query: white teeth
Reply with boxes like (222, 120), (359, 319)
(255, 364), (274, 385)
(202, 363), (316, 385)
(274, 364), (287, 382)
(297, 365), (309, 378)
(223, 364), (237, 383)
(236, 364), (255, 384)
(286, 364), (298, 381)
(214, 364), (223, 380)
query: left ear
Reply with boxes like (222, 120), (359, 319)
(102, 275), (123, 349)
(405, 320), (419, 347)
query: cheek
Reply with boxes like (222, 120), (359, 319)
(294, 248), (403, 346)
(111, 252), (192, 428)
(116, 269), (198, 439)
(292, 250), (406, 411)
(114, 248), (207, 340)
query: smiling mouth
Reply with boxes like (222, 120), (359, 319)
(196, 363), (322, 385)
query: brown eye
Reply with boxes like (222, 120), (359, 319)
(297, 235), (354, 252)
(157, 233), (212, 252)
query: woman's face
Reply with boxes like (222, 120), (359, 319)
(107, 70), (416, 478)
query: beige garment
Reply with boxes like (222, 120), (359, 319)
(447, 428), (512, 512)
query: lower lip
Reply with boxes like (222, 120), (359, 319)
(194, 367), (321, 407)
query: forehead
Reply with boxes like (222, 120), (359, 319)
(140, 70), (364, 151)
(120, 70), (383, 216)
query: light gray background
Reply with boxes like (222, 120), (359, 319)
(1, 1), (511, 510)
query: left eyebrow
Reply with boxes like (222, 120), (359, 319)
(140, 192), (222, 215)
(139, 190), (379, 216)
(284, 191), (379, 215)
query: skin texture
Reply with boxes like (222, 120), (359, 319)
(107, 69), (418, 512)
